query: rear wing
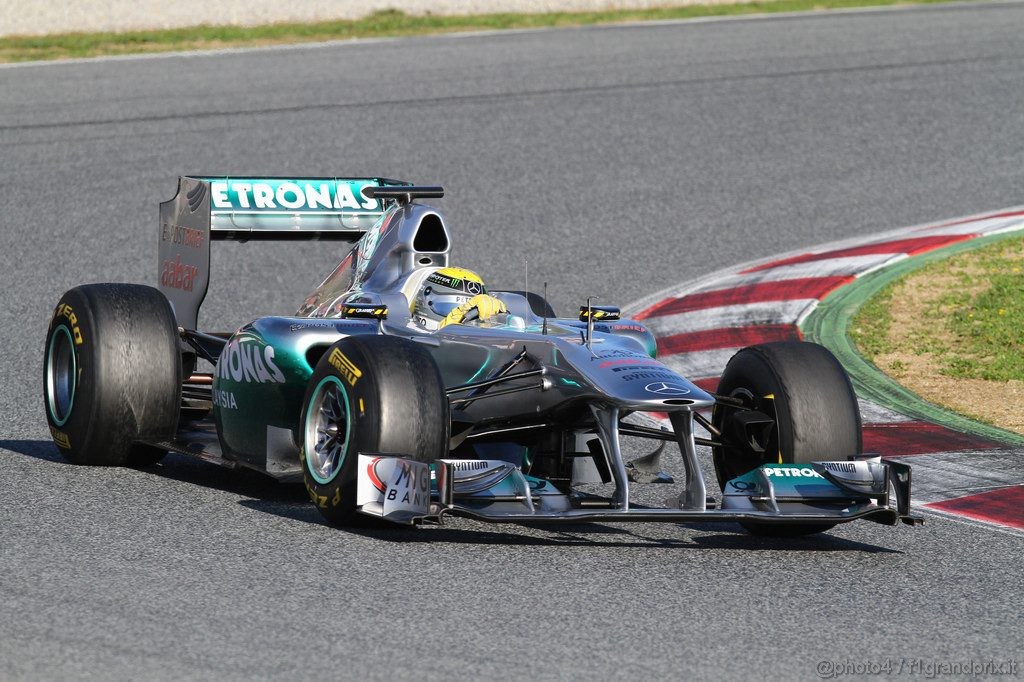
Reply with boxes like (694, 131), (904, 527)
(159, 176), (408, 329)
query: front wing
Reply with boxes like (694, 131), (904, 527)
(354, 455), (922, 528)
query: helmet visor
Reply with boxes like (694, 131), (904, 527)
(426, 294), (466, 318)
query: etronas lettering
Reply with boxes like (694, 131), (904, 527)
(54, 304), (83, 345)
(328, 348), (363, 386)
(216, 338), (286, 384)
(161, 255), (198, 292)
(208, 180), (381, 212)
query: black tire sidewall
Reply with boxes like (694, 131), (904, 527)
(713, 349), (789, 487)
(712, 342), (861, 537)
(299, 335), (448, 525)
(43, 284), (181, 466)
(713, 342), (861, 487)
(44, 288), (100, 463)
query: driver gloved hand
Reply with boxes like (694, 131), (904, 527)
(439, 294), (507, 328)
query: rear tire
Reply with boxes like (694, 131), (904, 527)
(299, 335), (448, 526)
(711, 341), (861, 536)
(43, 284), (181, 466)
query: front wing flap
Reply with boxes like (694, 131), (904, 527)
(355, 454), (432, 525)
(718, 458), (919, 526)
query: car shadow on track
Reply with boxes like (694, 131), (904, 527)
(240, 498), (900, 553)
(142, 453), (307, 502)
(0, 439), (64, 463)
(0, 440), (307, 503)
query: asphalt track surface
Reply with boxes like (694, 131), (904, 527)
(3, 4), (1024, 680)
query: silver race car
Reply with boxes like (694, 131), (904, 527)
(43, 176), (921, 536)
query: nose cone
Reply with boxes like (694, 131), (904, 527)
(586, 354), (714, 410)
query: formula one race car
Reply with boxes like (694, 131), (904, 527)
(43, 176), (922, 536)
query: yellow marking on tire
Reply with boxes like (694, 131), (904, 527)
(49, 425), (71, 449)
(328, 348), (363, 386)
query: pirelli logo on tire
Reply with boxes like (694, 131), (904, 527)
(54, 304), (84, 345)
(328, 348), (362, 386)
(49, 425), (71, 449)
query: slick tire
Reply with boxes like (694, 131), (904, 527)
(43, 284), (182, 466)
(711, 341), (861, 537)
(299, 335), (448, 526)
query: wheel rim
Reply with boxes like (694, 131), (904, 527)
(46, 325), (76, 426)
(303, 376), (351, 484)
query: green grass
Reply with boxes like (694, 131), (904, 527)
(851, 234), (1024, 382)
(943, 240), (1024, 380)
(848, 281), (894, 359)
(0, 0), (964, 64)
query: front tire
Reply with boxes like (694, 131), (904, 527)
(711, 341), (861, 536)
(43, 284), (181, 466)
(299, 335), (448, 526)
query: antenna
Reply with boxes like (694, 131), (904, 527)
(586, 296), (596, 354)
(525, 260), (528, 310)
(542, 282), (548, 336)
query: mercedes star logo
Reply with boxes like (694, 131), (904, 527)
(466, 281), (482, 295)
(644, 382), (691, 396)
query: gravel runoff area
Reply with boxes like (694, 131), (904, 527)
(0, 0), (747, 38)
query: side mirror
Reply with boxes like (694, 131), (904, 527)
(579, 305), (621, 322)
(344, 303), (388, 320)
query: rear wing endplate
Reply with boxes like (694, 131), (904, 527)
(158, 176), (407, 329)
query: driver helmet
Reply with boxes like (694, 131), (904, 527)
(412, 266), (487, 330)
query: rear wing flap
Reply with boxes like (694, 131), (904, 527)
(158, 176), (408, 329)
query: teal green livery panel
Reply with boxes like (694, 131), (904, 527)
(212, 317), (380, 469)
